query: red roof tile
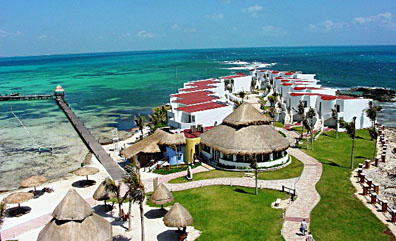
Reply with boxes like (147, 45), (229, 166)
(179, 86), (216, 92)
(285, 72), (293, 75)
(275, 77), (282, 79)
(272, 71), (279, 74)
(282, 83), (293, 86)
(176, 102), (227, 113)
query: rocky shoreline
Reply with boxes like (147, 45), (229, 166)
(338, 87), (396, 102)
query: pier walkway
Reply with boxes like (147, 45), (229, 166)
(0, 94), (55, 101)
(56, 96), (124, 180)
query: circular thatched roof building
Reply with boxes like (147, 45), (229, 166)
(200, 102), (290, 169)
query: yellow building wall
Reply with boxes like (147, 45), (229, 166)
(185, 137), (201, 163)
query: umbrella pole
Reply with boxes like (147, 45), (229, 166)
(183, 227), (186, 233)
(34, 186), (37, 192)
(86, 175), (89, 181)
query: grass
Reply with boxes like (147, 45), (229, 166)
(147, 186), (288, 241)
(168, 156), (303, 183)
(274, 121), (284, 128)
(302, 130), (391, 241)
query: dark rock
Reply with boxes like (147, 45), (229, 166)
(344, 87), (396, 102)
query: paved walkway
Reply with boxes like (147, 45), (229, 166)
(277, 128), (323, 241)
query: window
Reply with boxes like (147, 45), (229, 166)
(192, 115), (195, 122)
(336, 104), (341, 112)
(176, 146), (182, 152)
(303, 101), (308, 107)
(202, 145), (210, 153)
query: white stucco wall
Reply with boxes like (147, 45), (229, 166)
(219, 154), (290, 168)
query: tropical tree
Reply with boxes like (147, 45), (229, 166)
(0, 199), (6, 230)
(368, 126), (379, 159)
(306, 107), (316, 150)
(302, 117), (310, 150)
(293, 101), (305, 139)
(123, 161), (145, 240)
(251, 79), (256, 90)
(331, 106), (339, 139)
(149, 105), (169, 133)
(366, 101), (382, 128)
(340, 117), (357, 169)
(134, 114), (146, 140)
(249, 155), (259, 195)
(224, 79), (230, 90)
(103, 178), (124, 219)
(239, 91), (246, 102)
(268, 95), (277, 107)
(266, 85), (271, 96)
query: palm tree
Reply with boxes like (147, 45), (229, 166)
(306, 107), (316, 150)
(293, 101), (305, 140)
(249, 155), (258, 195)
(224, 79), (230, 91)
(123, 162), (146, 240)
(340, 117), (357, 169)
(239, 91), (246, 102)
(103, 178), (124, 219)
(368, 126), (378, 159)
(302, 117), (310, 150)
(266, 85), (271, 96)
(134, 114), (146, 140)
(149, 105), (169, 133)
(268, 95), (277, 107)
(331, 106), (339, 139)
(250, 79), (256, 90)
(366, 101), (382, 128)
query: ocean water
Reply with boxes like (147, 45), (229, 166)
(1, 45), (395, 189)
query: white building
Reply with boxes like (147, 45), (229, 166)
(219, 73), (253, 94)
(167, 78), (234, 130)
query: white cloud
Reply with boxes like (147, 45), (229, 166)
(206, 13), (224, 20)
(308, 20), (347, 32)
(170, 24), (196, 33)
(242, 5), (263, 17)
(136, 30), (156, 38)
(0, 29), (21, 38)
(37, 34), (48, 40)
(353, 12), (396, 30)
(261, 25), (285, 36)
(120, 32), (131, 38)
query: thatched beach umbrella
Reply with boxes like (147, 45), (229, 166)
(163, 203), (193, 232)
(74, 167), (99, 181)
(149, 183), (174, 210)
(5, 192), (34, 216)
(20, 175), (47, 191)
(93, 178), (116, 206)
(37, 189), (112, 241)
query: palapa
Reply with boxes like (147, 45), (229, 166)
(121, 129), (186, 159)
(73, 167), (99, 177)
(5, 192), (34, 205)
(200, 103), (289, 155)
(19, 175), (47, 191)
(149, 183), (174, 207)
(163, 203), (193, 228)
(93, 178), (116, 202)
(37, 189), (112, 241)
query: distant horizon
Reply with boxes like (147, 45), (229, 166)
(1, 43), (396, 59)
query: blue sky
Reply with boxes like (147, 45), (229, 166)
(1, 0), (396, 56)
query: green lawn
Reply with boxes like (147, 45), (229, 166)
(153, 164), (201, 175)
(168, 156), (303, 183)
(303, 130), (392, 240)
(147, 186), (288, 241)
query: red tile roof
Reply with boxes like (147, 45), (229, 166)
(281, 79), (290, 82)
(176, 102), (227, 113)
(282, 83), (293, 86)
(182, 126), (215, 138)
(285, 72), (293, 75)
(172, 91), (211, 98)
(272, 71), (279, 74)
(179, 86), (216, 92)
(290, 93), (357, 101)
(174, 94), (219, 105)
(275, 77), (282, 79)
(187, 80), (219, 87)
(220, 73), (246, 79)
(294, 87), (323, 90)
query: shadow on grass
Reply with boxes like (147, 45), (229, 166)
(234, 188), (254, 195)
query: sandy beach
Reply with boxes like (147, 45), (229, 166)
(0, 128), (201, 241)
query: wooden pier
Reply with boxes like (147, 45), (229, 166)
(56, 96), (124, 181)
(0, 94), (55, 101)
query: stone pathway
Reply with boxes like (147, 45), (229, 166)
(277, 128), (323, 241)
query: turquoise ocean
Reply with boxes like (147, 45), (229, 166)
(0, 45), (395, 189)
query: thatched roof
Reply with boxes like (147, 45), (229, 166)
(223, 102), (272, 127)
(20, 175), (47, 188)
(93, 178), (116, 201)
(37, 189), (112, 241)
(121, 129), (186, 159)
(73, 167), (99, 177)
(37, 213), (112, 241)
(149, 184), (174, 205)
(200, 124), (289, 155)
(5, 192), (34, 204)
(163, 203), (193, 228)
(53, 189), (93, 221)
